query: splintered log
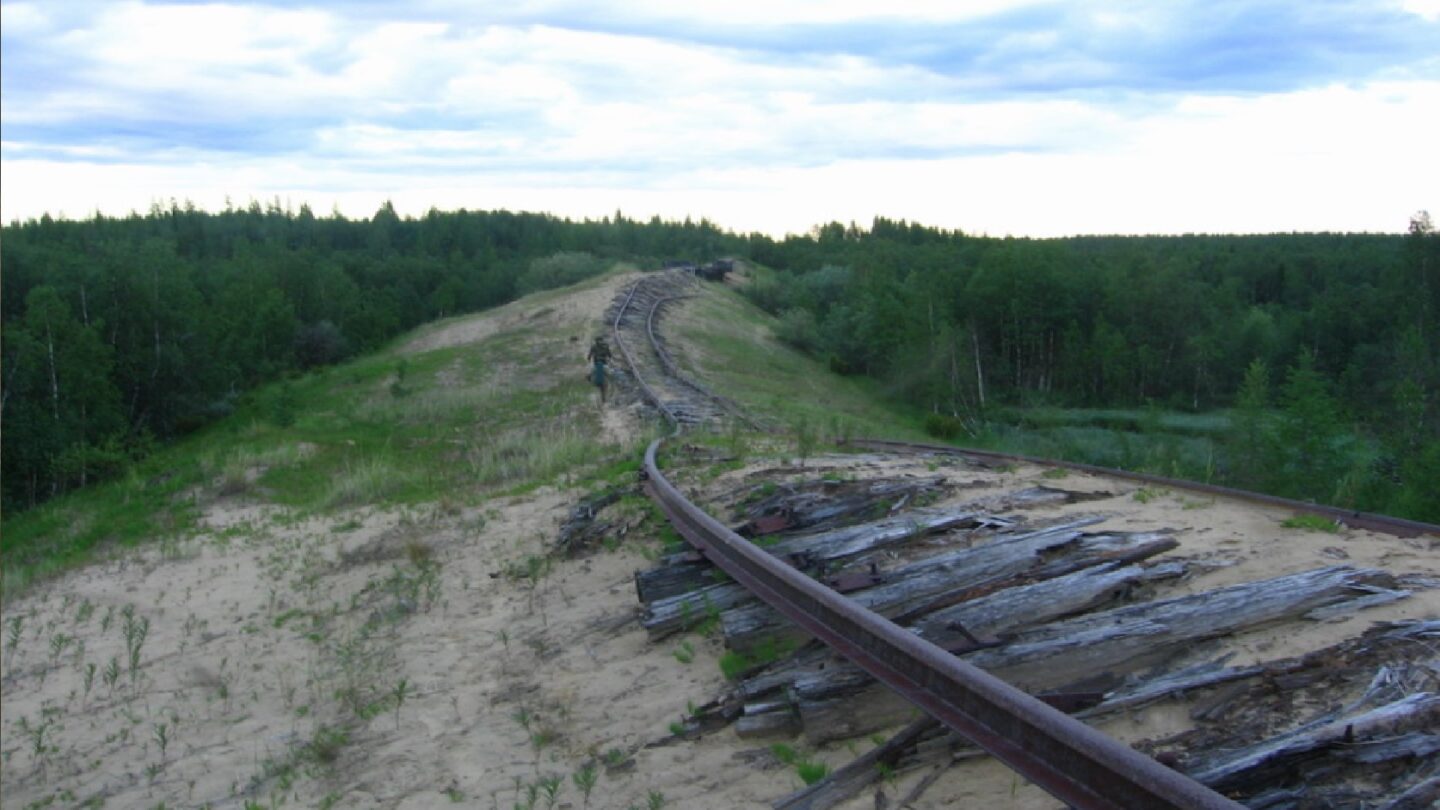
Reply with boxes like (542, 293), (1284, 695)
(787, 620), (1440, 796)
(911, 560), (1185, 649)
(1381, 776), (1440, 810)
(642, 581), (750, 639)
(735, 476), (950, 537)
(647, 514), (1113, 640)
(763, 509), (994, 569)
(1186, 692), (1440, 794)
(556, 488), (629, 556)
(962, 566), (1406, 692)
(734, 559), (1180, 736)
(723, 516), (1143, 652)
(793, 566), (1405, 743)
(634, 557), (717, 605)
(1084, 659), (1266, 717)
(634, 506), (991, 605)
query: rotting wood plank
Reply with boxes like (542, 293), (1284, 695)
(635, 505), (990, 605)
(1186, 692), (1440, 794)
(722, 519), (1153, 653)
(791, 566), (1405, 743)
(737, 559), (1183, 716)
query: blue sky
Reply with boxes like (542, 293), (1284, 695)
(2, 1), (1437, 236)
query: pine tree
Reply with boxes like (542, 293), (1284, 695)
(1277, 353), (1346, 501)
(1228, 359), (1275, 489)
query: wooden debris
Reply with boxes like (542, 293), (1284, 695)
(1186, 692), (1440, 794)
(894, 765), (946, 809)
(734, 476), (951, 537)
(1380, 775), (1440, 810)
(791, 567), (1404, 743)
(556, 487), (630, 556)
(771, 717), (939, 810)
(635, 505), (990, 605)
(723, 518), (1154, 653)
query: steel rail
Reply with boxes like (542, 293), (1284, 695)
(642, 439), (1242, 810)
(850, 439), (1440, 539)
(611, 279), (678, 425)
(617, 280), (1243, 809)
(644, 291), (763, 430)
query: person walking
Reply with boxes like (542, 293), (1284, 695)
(587, 336), (612, 404)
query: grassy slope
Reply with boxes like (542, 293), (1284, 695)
(0, 271), (649, 597)
(673, 280), (929, 442)
(3, 268), (932, 597)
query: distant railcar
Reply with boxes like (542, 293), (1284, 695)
(696, 259), (734, 282)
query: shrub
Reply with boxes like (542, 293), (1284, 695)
(775, 308), (821, 352)
(924, 413), (964, 441)
(517, 252), (605, 295)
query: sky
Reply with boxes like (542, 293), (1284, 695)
(2, 1), (1438, 237)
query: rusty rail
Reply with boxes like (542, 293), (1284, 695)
(851, 439), (1439, 539)
(618, 278), (1245, 809)
(611, 278), (677, 425)
(642, 440), (1241, 809)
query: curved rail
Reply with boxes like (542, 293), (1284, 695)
(851, 439), (1440, 539)
(616, 278), (1244, 809)
(612, 279), (678, 425)
(641, 439), (1240, 810)
(646, 293), (762, 430)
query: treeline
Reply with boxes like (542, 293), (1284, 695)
(745, 215), (1439, 520)
(1, 201), (745, 510)
(4, 203), (1436, 522)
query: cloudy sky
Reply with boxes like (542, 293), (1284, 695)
(2, 1), (1438, 236)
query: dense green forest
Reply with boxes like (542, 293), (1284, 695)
(3, 204), (1437, 521)
(744, 214), (1439, 520)
(1, 201), (746, 511)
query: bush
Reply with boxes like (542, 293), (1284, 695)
(294, 320), (349, 369)
(775, 308), (821, 352)
(924, 413), (964, 441)
(516, 251), (605, 295)
(266, 382), (297, 428)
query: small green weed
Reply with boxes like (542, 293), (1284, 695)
(572, 764), (598, 807)
(1132, 487), (1167, 504)
(719, 635), (795, 680)
(672, 640), (695, 664)
(1281, 514), (1340, 532)
(796, 760), (829, 785)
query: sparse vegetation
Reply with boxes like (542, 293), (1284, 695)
(672, 640), (695, 664)
(1282, 513), (1341, 532)
(3, 235), (1430, 810)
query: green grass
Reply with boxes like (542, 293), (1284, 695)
(0, 271), (642, 600)
(673, 287), (929, 442)
(997, 405), (1233, 437)
(1281, 513), (1340, 532)
(718, 635), (797, 680)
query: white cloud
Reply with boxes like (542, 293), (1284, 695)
(2, 1), (1437, 235)
(1402, 0), (1440, 21)
(0, 2), (50, 34)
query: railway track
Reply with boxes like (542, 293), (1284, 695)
(610, 271), (750, 429)
(608, 274), (1439, 809)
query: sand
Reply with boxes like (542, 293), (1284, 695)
(3, 274), (1436, 810)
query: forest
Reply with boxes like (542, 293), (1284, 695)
(2, 204), (1436, 521)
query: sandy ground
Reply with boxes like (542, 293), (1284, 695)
(3, 274), (1436, 810)
(397, 270), (644, 357)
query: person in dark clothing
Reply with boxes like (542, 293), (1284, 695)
(587, 336), (612, 404)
